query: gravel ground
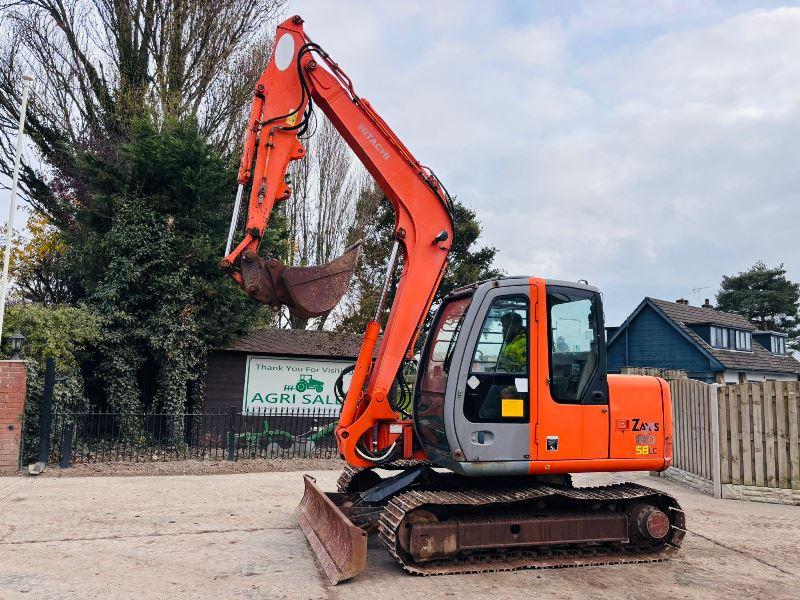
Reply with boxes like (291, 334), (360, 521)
(1, 470), (798, 599)
(7, 457), (344, 478)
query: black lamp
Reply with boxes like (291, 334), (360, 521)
(10, 331), (24, 359)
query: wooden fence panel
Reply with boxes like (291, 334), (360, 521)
(764, 381), (777, 488)
(684, 382), (697, 473)
(728, 387), (742, 484)
(692, 385), (711, 479)
(752, 383), (765, 486)
(775, 382), (789, 489)
(718, 387), (730, 484)
(680, 381), (689, 472)
(668, 379), (715, 480)
(788, 384), (799, 490)
(740, 385), (754, 486)
(701, 384), (711, 479)
(693, 382), (701, 477)
(669, 380), (800, 491)
(678, 381), (686, 471)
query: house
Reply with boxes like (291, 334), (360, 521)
(607, 298), (800, 383)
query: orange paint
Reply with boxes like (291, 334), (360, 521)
(527, 279), (671, 474)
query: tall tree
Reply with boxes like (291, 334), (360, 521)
(9, 212), (70, 305)
(72, 119), (266, 435)
(0, 1), (286, 433)
(335, 180), (393, 334)
(0, 0), (287, 227)
(716, 261), (800, 351)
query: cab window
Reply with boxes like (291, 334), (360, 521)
(547, 290), (602, 404)
(418, 296), (471, 394)
(464, 295), (529, 422)
(416, 295), (472, 452)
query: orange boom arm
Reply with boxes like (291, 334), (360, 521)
(223, 16), (454, 467)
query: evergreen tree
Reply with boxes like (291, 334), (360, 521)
(716, 261), (800, 351)
(63, 119), (270, 437)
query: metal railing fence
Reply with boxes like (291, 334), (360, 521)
(45, 406), (340, 466)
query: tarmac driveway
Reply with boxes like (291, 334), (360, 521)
(1, 469), (798, 599)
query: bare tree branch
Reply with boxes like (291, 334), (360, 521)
(0, 0), (289, 228)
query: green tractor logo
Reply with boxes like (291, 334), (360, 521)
(295, 374), (324, 393)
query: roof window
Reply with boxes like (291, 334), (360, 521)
(710, 326), (751, 351)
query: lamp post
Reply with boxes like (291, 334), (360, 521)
(0, 74), (34, 344)
(10, 331), (24, 359)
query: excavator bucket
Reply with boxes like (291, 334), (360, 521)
(298, 475), (368, 585)
(240, 243), (361, 318)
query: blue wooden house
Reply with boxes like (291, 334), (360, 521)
(607, 298), (800, 383)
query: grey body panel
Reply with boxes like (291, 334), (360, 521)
(432, 453), (533, 476)
(420, 278), (532, 474)
(451, 282), (531, 463)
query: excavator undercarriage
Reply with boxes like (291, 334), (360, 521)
(300, 467), (685, 584)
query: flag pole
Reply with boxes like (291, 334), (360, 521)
(0, 74), (34, 344)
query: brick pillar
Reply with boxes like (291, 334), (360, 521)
(0, 361), (27, 473)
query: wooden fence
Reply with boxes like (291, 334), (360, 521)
(666, 379), (800, 499)
(669, 378), (716, 484)
(717, 382), (800, 489)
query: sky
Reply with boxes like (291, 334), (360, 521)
(284, 0), (800, 326)
(2, 1), (798, 327)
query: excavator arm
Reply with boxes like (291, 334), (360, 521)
(223, 16), (454, 467)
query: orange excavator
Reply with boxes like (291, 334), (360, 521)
(222, 15), (685, 584)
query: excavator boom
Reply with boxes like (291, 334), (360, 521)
(222, 16), (453, 467)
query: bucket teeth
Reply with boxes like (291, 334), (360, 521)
(298, 475), (368, 585)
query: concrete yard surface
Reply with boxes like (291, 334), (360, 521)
(1, 469), (799, 599)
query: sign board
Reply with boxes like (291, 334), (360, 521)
(243, 355), (354, 414)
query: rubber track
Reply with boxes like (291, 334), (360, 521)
(377, 482), (685, 576)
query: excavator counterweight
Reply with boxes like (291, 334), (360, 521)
(224, 15), (684, 585)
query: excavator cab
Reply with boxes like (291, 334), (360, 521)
(415, 277), (672, 477)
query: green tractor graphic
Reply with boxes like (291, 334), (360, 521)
(295, 374), (324, 393)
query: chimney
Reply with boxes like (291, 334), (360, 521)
(702, 299), (713, 309)
(676, 298), (689, 305)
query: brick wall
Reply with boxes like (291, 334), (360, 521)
(0, 361), (26, 473)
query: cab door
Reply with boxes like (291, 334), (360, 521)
(533, 282), (609, 460)
(454, 284), (533, 462)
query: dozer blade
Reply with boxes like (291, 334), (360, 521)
(298, 474), (368, 585)
(240, 243), (360, 318)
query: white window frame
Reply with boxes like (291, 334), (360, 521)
(734, 330), (752, 351)
(771, 336), (786, 355)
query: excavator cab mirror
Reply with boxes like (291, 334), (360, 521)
(240, 242), (361, 318)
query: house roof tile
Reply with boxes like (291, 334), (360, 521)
(218, 328), (364, 359)
(650, 298), (755, 329)
(649, 298), (800, 375)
